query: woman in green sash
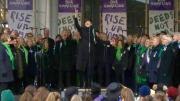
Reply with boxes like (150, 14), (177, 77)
(0, 34), (14, 95)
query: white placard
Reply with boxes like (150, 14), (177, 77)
(58, 13), (81, 34)
(7, 10), (33, 37)
(102, 12), (127, 38)
(149, 10), (174, 34)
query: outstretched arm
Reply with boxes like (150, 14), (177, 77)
(74, 9), (81, 31)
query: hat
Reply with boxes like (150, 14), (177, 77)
(65, 87), (78, 101)
(107, 82), (122, 93)
(139, 85), (150, 97)
(1, 89), (14, 101)
(91, 82), (101, 99)
(106, 82), (123, 101)
(167, 87), (178, 98)
(91, 82), (101, 94)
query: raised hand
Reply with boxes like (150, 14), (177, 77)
(74, 8), (78, 18)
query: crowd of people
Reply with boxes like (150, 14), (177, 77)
(1, 83), (180, 101)
(1, 26), (180, 91)
(0, 13), (180, 101)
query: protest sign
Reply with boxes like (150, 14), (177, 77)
(7, 0), (33, 37)
(58, 0), (81, 34)
(102, 0), (127, 38)
(149, 0), (174, 34)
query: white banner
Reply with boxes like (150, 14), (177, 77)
(7, 10), (33, 37)
(102, 13), (127, 38)
(58, 13), (81, 34)
(149, 10), (174, 34)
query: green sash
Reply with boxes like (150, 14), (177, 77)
(116, 47), (123, 61)
(21, 46), (28, 64)
(135, 45), (147, 84)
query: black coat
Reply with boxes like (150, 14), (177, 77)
(123, 44), (136, 90)
(26, 46), (37, 77)
(96, 40), (115, 65)
(43, 37), (55, 68)
(172, 42), (180, 87)
(0, 43), (14, 83)
(74, 18), (97, 71)
(56, 39), (76, 71)
(125, 44), (136, 70)
(157, 44), (175, 86)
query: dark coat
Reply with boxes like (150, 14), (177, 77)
(95, 39), (115, 85)
(125, 44), (136, 70)
(13, 47), (27, 80)
(146, 46), (161, 84)
(74, 18), (97, 71)
(96, 40), (115, 65)
(43, 37), (55, 68)
(157, 44), (175, 86)
(0, 43), (14, 83)
(26, 46), (37, 77)
(123, 44), (136, 90)
(172, 42), (180, 87)
(56, 38), (76, 71)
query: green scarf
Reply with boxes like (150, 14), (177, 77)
(136, 45), (147, 65)
(21, 46), (28, 64)
(116, 47), (123, 61)
(2, 43), (15, 70)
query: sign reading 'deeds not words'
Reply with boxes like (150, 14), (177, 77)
(7, 0), (33, 37)
(149, 0), (174, 34)
(102, 0), (127, 38)
(58, 0), (81, 34)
